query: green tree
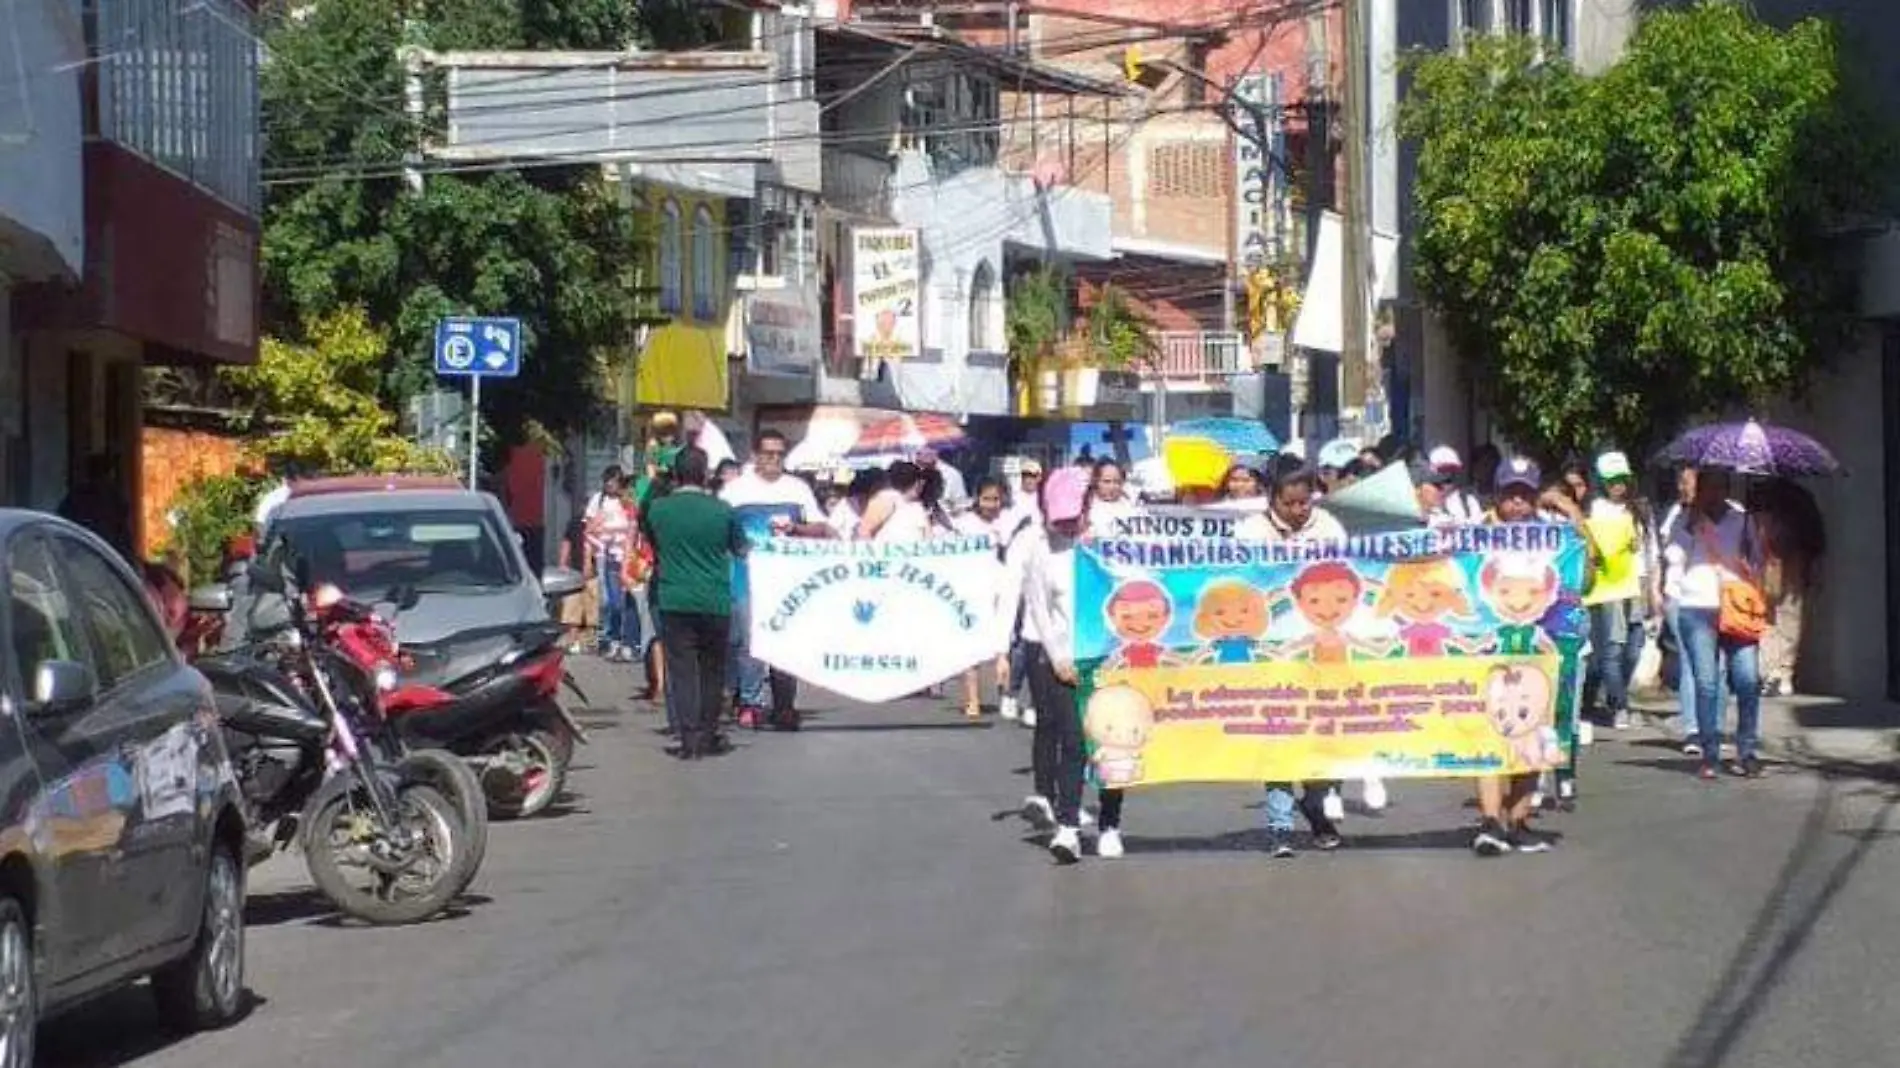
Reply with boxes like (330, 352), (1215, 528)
(1399, 3), (1888, 457)
(225, 307), (456, 475)
(1084, 284), (1159, 371)
(260, 0), (649, 451)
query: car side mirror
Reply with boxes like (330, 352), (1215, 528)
(31, 660), (96, 714)
(540, 566), (585, 600)
(188, 584), (234, 613)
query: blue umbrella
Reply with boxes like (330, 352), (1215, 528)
(1166, 417), (1281, 457)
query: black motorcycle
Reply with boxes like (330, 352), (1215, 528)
(189, 561), (480, 925)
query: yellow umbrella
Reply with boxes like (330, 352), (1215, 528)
(1162, 436), (1232, 492)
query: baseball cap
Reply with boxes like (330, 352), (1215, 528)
(1496, 457), (1542, 492)
(1596, 450), (1633, 481)
(1019, 458), (1044, 476)
(1316, 439), (1360, 471)
(1428, 445), (1463, 471)
(1043, 467), (1090, 523)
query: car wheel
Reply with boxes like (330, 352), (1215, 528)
(153, 841), (247, 1030)
(0, 899), (35, 1068)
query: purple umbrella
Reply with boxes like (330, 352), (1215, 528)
(1656, 420), (1840, 476)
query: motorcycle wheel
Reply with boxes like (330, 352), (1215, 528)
(303, 782), (467, 926)
(395, 749), (487, 896)
(528, 701), (578, 767)
(481, 731), (565, 820)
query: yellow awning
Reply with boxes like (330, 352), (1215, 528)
(635, 322), (729, 410)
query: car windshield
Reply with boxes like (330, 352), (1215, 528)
(272, 508), (519, 599)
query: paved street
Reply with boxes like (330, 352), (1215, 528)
(39, 658), (1900, 1068)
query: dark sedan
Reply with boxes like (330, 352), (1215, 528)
(0, 510), (249, 1060)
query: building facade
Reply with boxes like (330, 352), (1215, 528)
(5, 0), (260, 542)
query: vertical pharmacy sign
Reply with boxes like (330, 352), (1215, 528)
(852, 227), (920, 361)
(1232, 73), (1282, 273)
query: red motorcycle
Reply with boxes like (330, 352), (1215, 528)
(317, 590), (588, 821)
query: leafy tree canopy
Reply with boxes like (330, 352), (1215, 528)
(260, 0), (651, 453)
(225, 308), (456, 476)
(1399, 2), (1889, 457)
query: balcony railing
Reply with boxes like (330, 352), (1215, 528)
(1154, 331), (1246, 381)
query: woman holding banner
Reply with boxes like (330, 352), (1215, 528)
(1246, 464), (1349, 857)
(956, 478), (1015, 720)
(1018, 467), (1118, 864)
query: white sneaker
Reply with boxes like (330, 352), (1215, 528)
(1577, 720), (1595, 747)
(1000, 696), (1021, 721)
(1362, 777), (1389, 812)
(1021, 706), (1037, 728)
(1529, 790), (1547, 810)
(1096, 828), (1125, 859)
(1049, 826), (1081, 864)
(1322, 789), (1346, 822)
(1022, 795), (1055, 829)
(1079, 808), (1097, 828)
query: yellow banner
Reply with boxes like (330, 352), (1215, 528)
(1087, 654), (1569, 787)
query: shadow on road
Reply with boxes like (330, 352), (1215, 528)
(40, 989), (270, 1067)
(1663, 776), (1899, 1068)
(245, 888), (494, 928)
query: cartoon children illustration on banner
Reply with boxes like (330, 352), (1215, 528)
(1073, 528), (1590, 786)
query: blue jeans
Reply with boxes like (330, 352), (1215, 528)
(597, 565), (626, 652)
(1676, 607), (1762, 763)
(1666, 601), (1726, 738)
(1263, 782), (1336, 832)
(1006, 640), (1030, 698)
(1586, 598), (1645, 715)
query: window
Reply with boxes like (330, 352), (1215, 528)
(271, 508), (520, 602)
(93, 0), (259, 214)
(1505, 0), (1533, 34)
(8, 537), (87, 693)
(659, 200), (683, 315)
(1542, 0), (1572, 55)
(53, 538), (168, 690)
(969, 261), (997, 353)
(1457, 0), (1490, 37)
(691, 205), (719, 320)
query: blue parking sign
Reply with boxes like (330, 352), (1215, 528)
(434, 317), (522, 378)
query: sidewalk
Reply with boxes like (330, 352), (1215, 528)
(1631, 687), (1899, 772)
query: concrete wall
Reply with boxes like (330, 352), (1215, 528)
(886, 148), (1113, 415)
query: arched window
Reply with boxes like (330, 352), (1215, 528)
(969, 260), (996, 353)
(659, 200), (683, 315)
(692, 205), (719, 320)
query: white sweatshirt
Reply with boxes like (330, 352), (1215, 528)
(1019, 530), (1077, 670)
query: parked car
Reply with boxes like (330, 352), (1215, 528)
(0, 510), (250, 1058)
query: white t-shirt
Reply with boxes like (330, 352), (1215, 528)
(720, 471), (821, 523)
(826, 500), (862, 541)
(583, 491), (635, 561)
(1087, 494), (1143, 533)
(875, 497), (932, 543)
(931, 463), (969, 514)
(1664, 502), (1753, 609)
(1237, 505), (1348, 543)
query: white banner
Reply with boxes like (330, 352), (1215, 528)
(747, 536), (999, 703)
(852, 227), (921, 361)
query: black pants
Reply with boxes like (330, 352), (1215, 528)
(661, 611), (731, 754)
(1025, 642), (1087, 827)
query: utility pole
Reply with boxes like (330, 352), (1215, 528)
(1338, 0), (1372, 413)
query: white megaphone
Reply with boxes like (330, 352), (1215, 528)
(1321, 462), (1423, 534)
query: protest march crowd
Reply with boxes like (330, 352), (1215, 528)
(568, 412), (1827, 867)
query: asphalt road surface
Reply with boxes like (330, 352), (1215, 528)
(41, 658), (1900, 1068)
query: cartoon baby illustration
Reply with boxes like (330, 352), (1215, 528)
(1478, 553), (1561, 655)
(1104, 580), (1174, 669)
(1282, 561), (1376, 664)
(1484, 664), (1563, 771)
(1084, 685), (1156, 788)
(1192, 581), (1269, 664)
(1373, 559), (1479, 657)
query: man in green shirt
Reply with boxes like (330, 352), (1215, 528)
(641, 446), (748, 759)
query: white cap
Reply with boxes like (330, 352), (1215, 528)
(1428, 445), (1463, 470)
